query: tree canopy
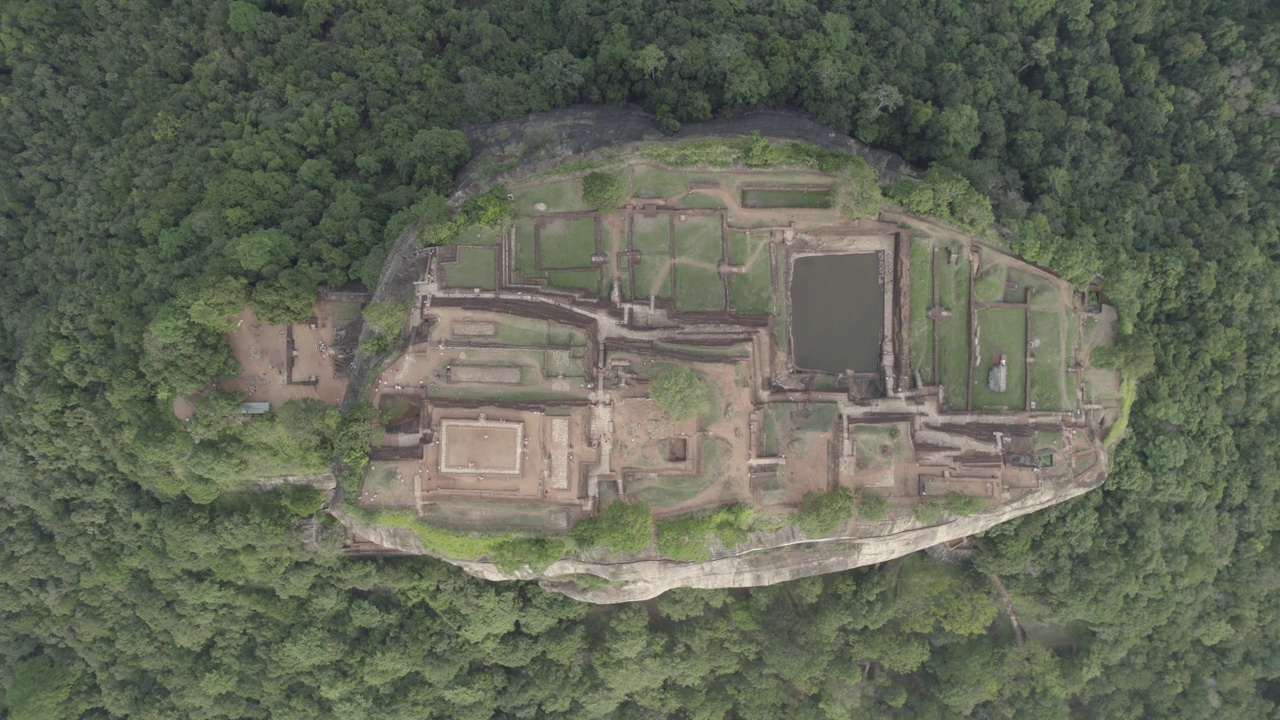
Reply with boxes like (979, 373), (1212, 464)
(2, 0), (1280, 717)
(649, 366), (710, 421)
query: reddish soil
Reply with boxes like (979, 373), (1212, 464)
(171, 302), (350, 419)
(773, 430), (832, 505)
(610, 360), (756, 517)
(370, 404), (594, 507)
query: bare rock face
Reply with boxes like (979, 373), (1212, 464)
(347, 472), (1103, 604)
(332, 509), (428, 556)
(451, 106), (918, 202)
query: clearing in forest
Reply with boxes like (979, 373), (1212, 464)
(173, 296), (363, 421)
(345, 147), (1124, 570)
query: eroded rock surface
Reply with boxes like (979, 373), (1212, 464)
(344, 471), (1102, 604)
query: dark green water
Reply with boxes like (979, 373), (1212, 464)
(740, 187), (833, 208)
(791, 253), (883, 374)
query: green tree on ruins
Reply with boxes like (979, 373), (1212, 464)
(857, 491), (889, 521)
(571, 500), (653, 553)
(943, 492), (986, 516)
(582, 171), (627, 212)
(794, 487), (856, 536)
(363, 301), (407, 338)
(649, 365), (709, 421)
(360, 300), (409, 353)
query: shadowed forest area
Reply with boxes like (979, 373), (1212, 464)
(1, 0), (1280, 717)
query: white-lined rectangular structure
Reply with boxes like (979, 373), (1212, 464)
(438, 418), (524, 475)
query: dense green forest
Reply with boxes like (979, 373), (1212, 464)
(2, 0), (1280, 717)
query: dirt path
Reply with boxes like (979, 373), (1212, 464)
(647, 261), (672, 297)
(601, 210), (626, 298)
(636, 189), (790, 299)
(679, 183), (842, 228)
(740, 231), (771, 271)
(880, 210), (974, 247)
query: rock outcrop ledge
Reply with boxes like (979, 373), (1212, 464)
(340, 470), (1103, 604)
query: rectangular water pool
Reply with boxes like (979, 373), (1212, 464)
(790, 253), (883, 374)
(740, 187), (833, 208)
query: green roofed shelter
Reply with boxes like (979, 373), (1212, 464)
(240, 402), (271, 414)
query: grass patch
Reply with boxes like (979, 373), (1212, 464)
(452, 224), (503, 246)
(1033, 430), (1065, 453)
(559, 573), (618, 591)
(812, 375), (841, 391)
(629, 472), (713, 508)
(631, 165), (689, 198)
(936, 242), (970, 408)
(673, 215), (724, 264)
(511, 178), (589, 214)
(651, 342), (750, 359)
(762, 403), (837, 460)
(442, 246), (496, 290)
(913, 501), (943, 524)
(674, 263), (726, 311)
(540, 216), (598, 269)
(729, 252), (773, 314)
(513, 217), (538, 276)
(972, 307), (1027, 410)
(675, 191), (726, 209)
(908, 238), (934, 383)
(629, 437), (730, 508)
(640, 139), (743, 168)
(631, 214), (672, 254)
(332, 300), (364, 326)
(444, 315), (547, 347)
(631, 213), (671, 298)
(633, 255), (672, 299)
(796, 403), (839, 432)
(854, 424), (908, 471)
(756, 474), (787, 506)
(364, 509), (510, 560)
(542, 350), (585, 377)
(1029, 309), (1071, 410)
(546, 270), (601, 296)
(420, 501), (571, 533)
(548, 321), (585, 346)
(1105, 373), (1137, 449)
(773, 269), (789, 351)
(360, 464), (414, 507)
(944, 492), (986, 516)
(973, 265), (1006, 303)
(728, 230), (753, 265)
(762, 411), (778, 456)
(697, 369), (723, 429)
(1007, 270), (1061, 310)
